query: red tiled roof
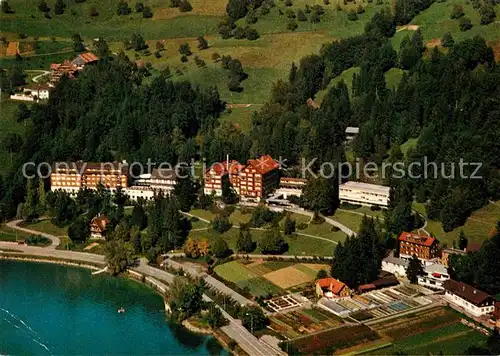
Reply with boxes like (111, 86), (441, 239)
(245, 155), (279, 175)
(398, 232), (436, 247)
(466, 242), (482, 253)
(91, 215), (109, 232)
(78, 52), (99, 63)
(206, 160), (243, 176)
(316, 278), (347, 295)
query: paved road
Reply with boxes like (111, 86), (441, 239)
(0, 241), (105, 265)
(6, 219), (61, 249)
(167, 252), (333, 260)
(28, 70), (51, 83)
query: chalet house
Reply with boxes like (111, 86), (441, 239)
(398, 232), (438, 262)
(90, 215), (109, 239)
(315, 278), (351, 298)
(443, 280), (496, 317)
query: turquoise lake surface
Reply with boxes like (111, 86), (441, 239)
(0, 260), (224, 355)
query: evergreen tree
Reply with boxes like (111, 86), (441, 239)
(441, 32), (454, 48)
(236, 228), (255, 253)
(221, 179), (238, 204)
(37, 179), (46, 215)
(406, 255), (424, 284)
(259, 226), (286, 254)
(211, 236), (231, 258)
(173, 175), (197, 212)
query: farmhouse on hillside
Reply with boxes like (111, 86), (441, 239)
(90, 215), (109, 239)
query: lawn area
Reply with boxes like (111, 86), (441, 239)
(393, 323), (487, 355)
(0, 0), (222, 40)
(0, 224), (32, 242)
(412, 201), (500, 247)
(401, 137), (419, 157)
(385, 68), (405, 89)
(188, 225), (337, 256)
(22, 219), (68, 236)
(220, 105), (262, 132)
(214, 259), (331, 296)
(188, 209), (216, 222)
(0, 99), (32, 176)
(411, 0), (500, 42)
(315, 66), (360, 103)
(330, 210), (362, 232)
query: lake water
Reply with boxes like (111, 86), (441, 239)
(0, 260), (224, 355)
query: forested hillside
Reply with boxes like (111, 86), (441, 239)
(1, 7), (499, 236)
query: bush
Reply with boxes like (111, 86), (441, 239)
(356, 4), (364, 13)
(142, 6), (153, 18)
(370, 205), (381, 211)
(450, 4), (464, 19)
(284, 0), (293, 5)
(347, 9), (358, 20)
(245, 27), (260, 40)
(286, 18), (298, 30)
(233, 26), (246, 39)
(331, 225), (340, 232)
(179, 0), (192, 12)
(297, 9), (307, 21)
(287, 9), (296, 18)
(135, 2), (144, 12)
(310, 10), (320, 22)
(459, 16), (472, 31)
(88, 6), (99, 16)
(296, 222), (307, 230)
(25, 235), (51, 246)
(154, 51), (161, 58)
(311, 214), (325, 224)
(181, 55), (188, 62)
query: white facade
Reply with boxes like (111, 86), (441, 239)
(444, 291), (495, 317)
(24, 87), (50, 100)
(345, 127), (359, 143)
(10, 94), (35, 101)
(124, 186), (155, 201)
(339, 182), (390, 207)
(381, 254), (408, 277)
(418, 263), (449, 290)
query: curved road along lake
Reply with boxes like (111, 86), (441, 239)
(0, 260), (224, 355)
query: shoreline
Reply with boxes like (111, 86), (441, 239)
(0, 254), (231, 353)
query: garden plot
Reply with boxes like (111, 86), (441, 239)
(267, 295), (302, 312)
(318, 284), (433, 321)
(270, 308), (343, 339)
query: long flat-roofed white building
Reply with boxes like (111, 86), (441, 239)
(339, 181), (390, 207)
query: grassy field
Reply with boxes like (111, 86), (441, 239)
(22, 219), (68, 236)
(214, 259), (329, 296)
(412, 201), (500, 247)
(315, 66), (360, 102)
(0, 99), (32, 176)
(401, 137), (419, 157)
(188, 225), (338, 256)
(411, 0), (500, 42)
(366, 306), (488, 355)
(0, 223), (32, 242)
(220, 105), (262, 131)
(188, 207), (345, 255)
